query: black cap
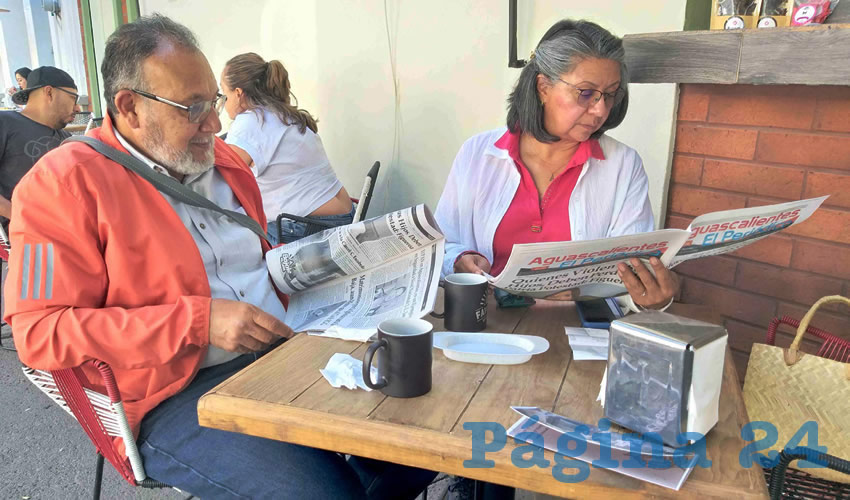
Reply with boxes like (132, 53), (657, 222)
(12, 66), (77, 105)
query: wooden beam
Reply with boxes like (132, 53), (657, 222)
(827, 1), (850, 25)
(624, 30), (741, 84)
(624, 24), (850, 86)
(739, 24), (850, 85)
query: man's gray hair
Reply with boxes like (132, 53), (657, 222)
(101, 14), (200, 116)
(507, 20), (629, 143)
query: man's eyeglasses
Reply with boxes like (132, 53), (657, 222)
(130, 89), (226, 123)
(55, 87), (82, 105)
(557, 79), (624, 109)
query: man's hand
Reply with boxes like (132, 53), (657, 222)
(209, 299), (294, 353)
(617, 257), (678, 309)
(0, 196), (12, 220)
(454, 253), (492, 275)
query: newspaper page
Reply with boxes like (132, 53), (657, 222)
(670, 195), (827, 267)
(489, 229), (690, 299)
(267, 205), (445, 332)
(507, 406), (697, 491)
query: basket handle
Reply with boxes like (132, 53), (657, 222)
(785, 295), (850, 366)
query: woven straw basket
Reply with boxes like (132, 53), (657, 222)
(743, 296), (850, 483)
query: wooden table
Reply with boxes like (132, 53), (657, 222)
(64, 124), (87, 134)
(198, 298), (768, 499)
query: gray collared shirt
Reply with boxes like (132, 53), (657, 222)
(115, 131), (287, 368)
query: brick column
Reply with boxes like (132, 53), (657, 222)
(667, 84), (850, 381)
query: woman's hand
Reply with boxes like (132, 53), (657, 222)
(617, 257), (678, 309)
(454, 252), (491, 275)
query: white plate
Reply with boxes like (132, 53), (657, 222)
(433, 332), (550, 365)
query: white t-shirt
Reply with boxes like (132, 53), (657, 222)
(226, 107), (343, 221)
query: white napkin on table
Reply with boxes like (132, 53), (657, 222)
(308, 326), (377, 342)
(320, 353), (378, 391)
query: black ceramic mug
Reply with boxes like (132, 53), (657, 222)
(430, 273), (488, 331)
(362, 318), (433, 398)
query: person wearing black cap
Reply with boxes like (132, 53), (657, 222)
(0, 66), (79, 227)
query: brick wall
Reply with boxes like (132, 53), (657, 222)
(667, 84), (850, 381)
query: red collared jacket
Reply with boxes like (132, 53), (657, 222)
(4, 114), (282, 456)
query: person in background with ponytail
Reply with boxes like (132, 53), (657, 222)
(434, 19), (678, 312)
(5, 68), (31, 108)
(220, 53), (353, 245)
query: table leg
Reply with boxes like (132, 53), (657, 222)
(473, 480), (515, 500)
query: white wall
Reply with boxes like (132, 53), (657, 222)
(0, 0), (33, 81)
(46, 0), (87, 97)
(139, 0), (684, 224)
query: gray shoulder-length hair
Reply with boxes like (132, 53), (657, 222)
(507, 19), (629, 143)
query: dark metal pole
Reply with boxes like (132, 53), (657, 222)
(508, 0), (526, 68)
(92, 453), (104, 500)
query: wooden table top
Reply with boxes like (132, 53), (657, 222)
(198, 297), (768, 499)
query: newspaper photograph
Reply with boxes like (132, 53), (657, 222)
(267, 204), (442, 294)
(670, 195), (827, 267)
(284, 242), (443, 332)
(265, 204), (445, 332)
(489, 229), (690, 300)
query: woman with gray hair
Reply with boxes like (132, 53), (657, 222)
(435, 19), (677, 310)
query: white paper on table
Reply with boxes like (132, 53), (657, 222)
(308, 326), (377, 342)
(320, 353), (377, 391)
(598, 367), (607, 406)
(565, 327), (609, 361)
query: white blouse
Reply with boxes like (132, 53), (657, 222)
(435, 127), (659, 312)
(226, 107), (343, 221)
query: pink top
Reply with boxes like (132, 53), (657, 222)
(490, 129), (605, 275)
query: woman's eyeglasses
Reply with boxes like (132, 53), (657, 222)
(130, 89), (226, 123)
(557, 79), (624, 109)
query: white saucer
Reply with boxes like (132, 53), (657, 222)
(433, 332), (550, 365)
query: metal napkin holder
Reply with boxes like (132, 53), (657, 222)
(604, 311), (728, 446)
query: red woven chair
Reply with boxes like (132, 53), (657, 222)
(22, 360), (174, 499)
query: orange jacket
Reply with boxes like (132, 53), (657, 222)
(5, 115), (281, 448)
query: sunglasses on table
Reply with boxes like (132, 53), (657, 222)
(130, 89), (226, 123)
(557, 79), (625, 109)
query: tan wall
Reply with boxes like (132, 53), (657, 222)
(138, 0), (686, 222)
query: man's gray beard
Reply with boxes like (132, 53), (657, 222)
(141, 125), (215, 176)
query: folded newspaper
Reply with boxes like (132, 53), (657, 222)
(490, 196), (827, 299)
(507, 406), (698, 490)
(266, 204), (445, 332)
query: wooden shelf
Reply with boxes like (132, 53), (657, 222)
(623, 24), (850, 86)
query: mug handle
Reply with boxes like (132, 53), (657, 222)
(362, 338), (388, 390)
(429, 280), (446, 319)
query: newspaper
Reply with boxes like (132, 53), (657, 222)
(489, 196), (826, 299)
(266, 204), (445, 332)
(669, 195), (827, 267)
(507, 406), (698, 491)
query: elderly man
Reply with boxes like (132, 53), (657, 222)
(5, 14), (434, 499)
(0, 66), (78, 229)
